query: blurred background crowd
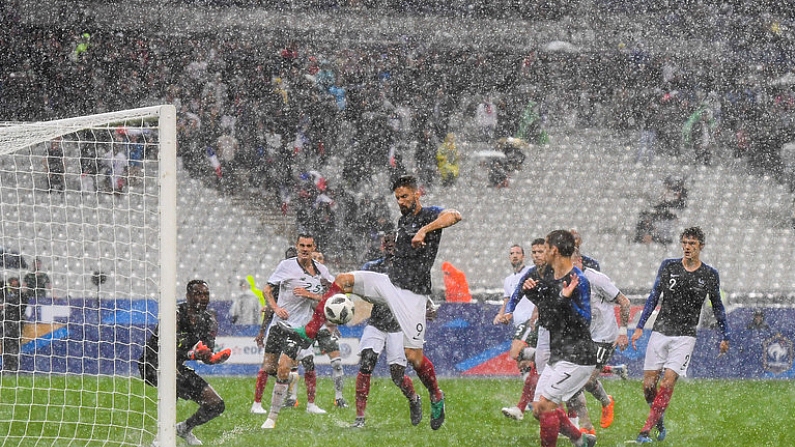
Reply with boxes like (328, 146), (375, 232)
(2, 0), (795, 265)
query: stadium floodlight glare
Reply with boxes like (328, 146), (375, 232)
(0, 105), (177, 446)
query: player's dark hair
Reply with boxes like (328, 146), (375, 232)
(531, 237), (546, 246)
(680, 226), (705, 244)
(392, 174), (418, 192)
(296, 232), (315, 242)
(187, 279), (208, 294)
(545, 229), (576, 257)
(509, 244), (524, 255)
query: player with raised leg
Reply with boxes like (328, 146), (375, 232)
(281, 175), (461, 430)
(351, 232), (423, 428)
(630, 226), (730, 443)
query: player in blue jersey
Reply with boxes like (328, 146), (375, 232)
(499, 230), (596, 447)
(282, 174), (461, 430)
(630, 226), (730, 443)
(351, 232), (423, 428)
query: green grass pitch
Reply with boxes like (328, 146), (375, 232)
(1, 375), (793, 446)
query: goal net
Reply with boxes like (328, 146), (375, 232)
(0, 105), (177, 446)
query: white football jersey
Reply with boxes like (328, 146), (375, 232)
(504, 265), (535, 326)
(583, 268), (621, 343)
(267, 258), (334, 328)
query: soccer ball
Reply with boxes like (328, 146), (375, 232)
(324, 293), (355, 325)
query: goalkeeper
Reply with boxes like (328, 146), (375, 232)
(138, 280), (231, 446)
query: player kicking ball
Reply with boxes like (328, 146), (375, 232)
(281, 174), (461, 430)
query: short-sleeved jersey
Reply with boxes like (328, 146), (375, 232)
(512, 266), (596, 366)
(636, 258), (730, 340)
(267, 257), (334, 328)
(390, 206), (444, 295)
(362, 256), (401, 333)
(582, 268), (621, 343)
(504, 265), (535, 326)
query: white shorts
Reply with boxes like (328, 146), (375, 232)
(535, 360), (595, 404)
(352, 271), (428, 349)
(535, 326), (551, 376)
(644, 331), (697, 377)
(359, 324), (407, 367)
(296, 346), (314, 362)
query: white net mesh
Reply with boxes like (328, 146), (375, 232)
(0, 106), (175, 446)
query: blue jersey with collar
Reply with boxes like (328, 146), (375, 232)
(636, 258), (730, 341)
(510, 265), (596, 365)
(389, 205), (444, 295)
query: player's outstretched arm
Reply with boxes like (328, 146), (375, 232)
(411, 209), (462, 248)
(503, 268), (537, 317)
(560, 274), (579, 298)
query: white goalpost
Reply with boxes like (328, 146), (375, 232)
(0, 105), (177, 446)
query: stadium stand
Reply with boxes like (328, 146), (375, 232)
(4, 0), (794, 302)
(424, 125), (794, 297)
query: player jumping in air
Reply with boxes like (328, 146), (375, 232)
(282, 174), (461, 430)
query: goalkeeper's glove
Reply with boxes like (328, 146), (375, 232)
(187, 341), (212, 361)
(204, 348), (231, 365)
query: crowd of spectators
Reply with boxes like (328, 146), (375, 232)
(2, 1), (795, 261)
(1, 255), (52, 371)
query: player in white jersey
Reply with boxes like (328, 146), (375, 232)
(283, 251), (348, 410)
(259, 234), (335, 429)
(566, 248), (630, 435)
(495, 240), (545, 421)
